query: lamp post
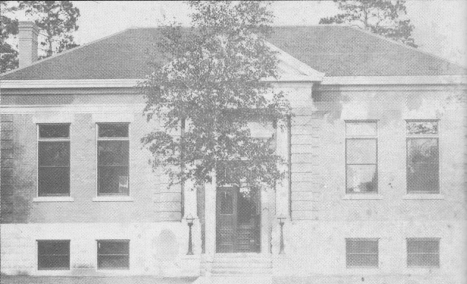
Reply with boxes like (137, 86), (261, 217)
(186, 214), (194, 255)
(278, 215), (286, 254)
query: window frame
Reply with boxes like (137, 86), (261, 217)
(345, 120), (378, 194)
(37, 123), (71, 197)
(406, 119), (440, 194)
(345, 238), (379, 268)
(96, 123), (130, 197)
(406, 238), (440, 268)
(96, 239), (130, 270)
(37, 240), (70, 271)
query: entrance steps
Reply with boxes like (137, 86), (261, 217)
(197, 253), (272, 284)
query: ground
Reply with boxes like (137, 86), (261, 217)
(0, 276), (198, 284)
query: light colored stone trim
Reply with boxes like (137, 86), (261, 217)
(33, 197), (74, 202)
(402, 194), (445, 200)
(342, 195), (383, 200)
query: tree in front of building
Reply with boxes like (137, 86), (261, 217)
(320, 0), (417, 48)
(0, 1), (80, 73)
(141, 1), (291, 191)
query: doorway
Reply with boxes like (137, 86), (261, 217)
(216, 187), (261, 253)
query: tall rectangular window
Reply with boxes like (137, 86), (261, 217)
(38, 124), (70, 196)
(406, 121), (439, 193)
(346, 238), (378, 268)
(97, 240), (130, 270)
(407, 238), (440, 267)
(345, 121), (378, 194)
(97, 123), (129, 196)
(37, 240), (70, 270)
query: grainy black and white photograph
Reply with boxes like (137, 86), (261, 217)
(0, 1), (466, 284)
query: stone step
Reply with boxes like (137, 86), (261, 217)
(211, 268), (272, 275)
(213, 262), (271, 268)
(213, 258), (271, 264)
(194, 276), (272, 284)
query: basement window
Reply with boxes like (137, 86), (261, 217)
(97, 240), (130, 270)
(38, 124), (70, 196)
(346, 238), (378, 268)
(97, 123), (130, 196)
(407, 238), (440, 267)
(345, 121), (378, 194)
(37, 240), (70, 270)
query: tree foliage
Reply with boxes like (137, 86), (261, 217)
(320, 0), (417, 47)
(141, 1), (291, 190)
(19, 1), (80, 56)
(0, 1), (80, 73)
(1, 1), (19, 73)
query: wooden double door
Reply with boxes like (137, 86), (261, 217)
(216, 187), (261, 253)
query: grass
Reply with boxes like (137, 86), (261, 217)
(0, 276), (198, 284)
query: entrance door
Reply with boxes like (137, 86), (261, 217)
(216, 187), (260, 253)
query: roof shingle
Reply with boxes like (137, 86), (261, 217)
(1, 26), (465, 80)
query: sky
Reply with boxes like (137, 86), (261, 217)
(17, 1), (467, 66)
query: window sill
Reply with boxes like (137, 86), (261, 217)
(403, 194), (444, 200)
(93, 196), (133, 202)
(33, 197), (74, 202)
(343, 194), (383, 200)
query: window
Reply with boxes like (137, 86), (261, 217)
(345, 121), (378, 193)
(38, 124), (70, 196)
(37, 240), (70, 270)
(406, 121), (439, 193)
(97, 123), (129, 196)
(407, 238), (440, 267)
(346, 238), (378, 268)
(97, 240), (130, 270)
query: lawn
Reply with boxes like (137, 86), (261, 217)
(0, 276), (198, 284)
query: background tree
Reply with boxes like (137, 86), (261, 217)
(0, 1), (80, 73)
(19, 1), (80, 57)
(141, 1), (291, 190)
(1, 1), (19, 73)
(320, 0), (417, 48)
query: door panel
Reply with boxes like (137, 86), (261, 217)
(216, 188), (237, 253)
(216, 187), (261, 253)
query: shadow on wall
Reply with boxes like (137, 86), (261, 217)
(153, 229), (179, 276)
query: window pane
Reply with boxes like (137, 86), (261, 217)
(98, 241), (129, 255)
(39, 142), (70, 166)
(98, 166), (129, 195)
(347, 165), (377, 193)
(408, 254), (439, 267)
(407, 121), (438, 135)
(347, 254), (378, 267)
(347, 240), (378, 253)
(39, 124), (69, 138)
(407, 139), (439, 193)
(98, 256), (129, 269)
(407, 239), (439, 253)
(38, 167), (70, 196)
(38, 241), (70, 270)
(99, 124), (129, 138)
(98, 141), (129, 166)
(38, 241), (69, 255)
(219, 191), (234, 214)
(39, 256), (70, 270)
(346, 240), (378, 267)
(347, 139), (376, 164)
(346, 122), (377, 136)
(97, 241), (129, 270)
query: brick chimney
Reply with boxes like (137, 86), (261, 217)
(18, 21), (39, 68)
